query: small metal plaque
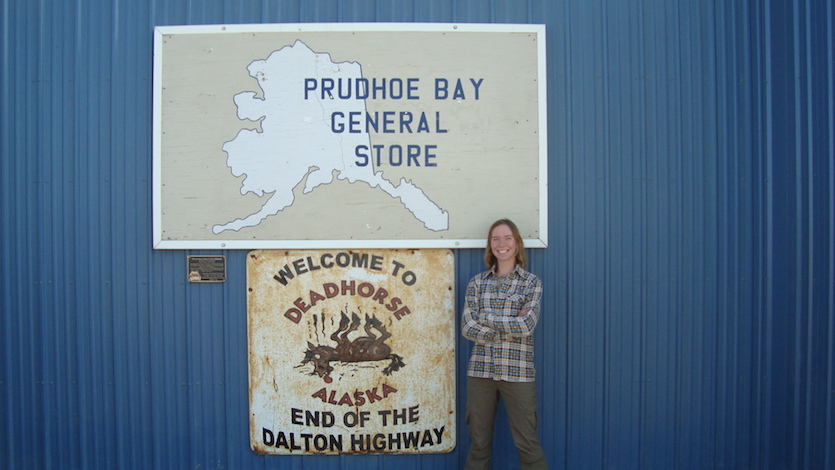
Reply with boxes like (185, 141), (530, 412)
(187, 255), (226, 283)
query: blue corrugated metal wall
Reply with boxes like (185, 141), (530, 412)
(2, 1), (833, 469)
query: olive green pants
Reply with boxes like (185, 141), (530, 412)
(464, 377), (548, 470)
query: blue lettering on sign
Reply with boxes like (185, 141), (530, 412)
(331, 112), (447, 134)
(355, 145), (438, 167)
(304, 78), (421, 100)
(434, 78), (483, 100)
(305, 77), (484, 100)
(308, 77), (486, 171)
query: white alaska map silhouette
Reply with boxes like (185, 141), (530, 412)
(212, 40), (449, 235)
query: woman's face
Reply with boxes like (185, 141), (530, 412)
(490, 223), (517, 265)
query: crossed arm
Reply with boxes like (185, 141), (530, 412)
(461, 278), (542, 343)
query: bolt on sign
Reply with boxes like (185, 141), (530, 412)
(247, 249), (456, 454)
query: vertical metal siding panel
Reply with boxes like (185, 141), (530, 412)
(49, 0), (91, 465)
(565, 1), (606, 468)
(702, 0), (722, 464)
(580, 2), (609, 465)
(185, 259), (206, 467)
(715, 3), (757, 468)
(639, 1), (677, 468)
(806, 2), (828, 465)
(804, 3), (833, 470)
(39, 1), (62, 468)
(62, 0), (86, 459)
(537, 1), (571, 468)
(794, 4), (811, 467)
(457, 0), (492, 23)
(718, 2), (735, 466)
(590, 0), (610, 464)
(188, 0), (225, 24)
(300, 0), (340, 23)
(494, 0), (529, 23)
(770, 2), (800, 469)
(149, 252), (192, 468)
(675, 0), (699, 466)
(339, 0), (377, 22)
(749, 2), (772, 468)
(827, 6), (835, 470)
(731, 2), (757, 463)
(523, 2), (571, 469)
(223, 0), (267, 23)
(85, 0), (120, 467)
(677, 1), (720, 468)
(413, 0), (454, 22)
(37, 3), (55, 466)
(760, 1), (835, 469)
(185, 276), (225, 467)
(385, 0), (417, 23)
(124, 5), (150, 452)
(32, 0), (49, 465)
(111, 52), (137, 469)
(670, 2), (689, 463)
(261, 1), (302, 23)
(454, 250), (476, 470)
(714, 3), (733, 462)
(222, 253), (252, 470)
(149, 255), (169, 468)
(828, 3), (835, 466)
(72, 1), (94, 467)
(789, 4), (808, 467)
(0, 3), (9, 468)
(766, 2), (797, 469)
(3, 2), (42, 469)
(154, 0), (189, 26)
(602, 0), (644, 467)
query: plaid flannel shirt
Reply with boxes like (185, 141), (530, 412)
(461, 265), (543, 382)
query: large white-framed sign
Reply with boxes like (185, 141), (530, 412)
(153, 23), (547, 249)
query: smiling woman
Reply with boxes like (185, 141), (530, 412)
(461, 218), (547, 469)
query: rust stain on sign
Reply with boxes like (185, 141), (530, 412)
(247, 249), (456, 454)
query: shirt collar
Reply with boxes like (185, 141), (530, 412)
(489, 264), (521, 278)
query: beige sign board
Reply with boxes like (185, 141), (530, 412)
(153, 23), (547, 249)
(247, 249), (456, 454)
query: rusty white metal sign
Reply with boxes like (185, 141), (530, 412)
(247, 249), (456, 454)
